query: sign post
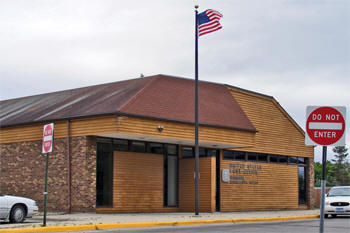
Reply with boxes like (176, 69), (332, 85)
(305, 106), (346, 233)
(42, 123), (54, 227)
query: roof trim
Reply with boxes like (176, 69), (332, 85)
(0, 111), (257, 133)
(225, 84), (273, 99)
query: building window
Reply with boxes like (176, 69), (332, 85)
(269, 155), (278, 163)
(148, 143), (163, 154)
(199, 148), (206, 157)
(223, 150), (246, 160)
(130, 141), (146, 153)
(223, 150), (234, 160)
(298, 166), (307, 205)
(182, 147), (218, 158)
(298, 157), (306, 164)
(166, 144), (177, 155)
(207, 149), (219, 157)
(289, 157), (298, 165)
(234, 151), (246, 160)
(279, 156), (288, 164)
(247, 152), (257, 161)
(112, 139), (129, 151)
(222, 150), (307, 167)
(181, 147), (194, 158)
(257, 153), (268, 162)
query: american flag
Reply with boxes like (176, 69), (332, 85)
(197, 9), (223, 37)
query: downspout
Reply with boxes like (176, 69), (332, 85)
(67, 119), (71, 213)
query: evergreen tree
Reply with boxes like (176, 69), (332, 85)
(331, 146), (350, 185)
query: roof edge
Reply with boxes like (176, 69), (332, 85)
(117, 112), (258, 133)
(225, 84), (273, 99)
(0, 111), (257, 133)
(0, 76), (146, 102)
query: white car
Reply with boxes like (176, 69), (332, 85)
(324, 186), (350, 218)
(0, 194), (38, 223)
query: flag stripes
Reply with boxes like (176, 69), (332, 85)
(198, 9), (223, 37)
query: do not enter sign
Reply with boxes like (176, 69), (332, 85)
(42, 123), (54, 153)
(305, 106), (346, 146)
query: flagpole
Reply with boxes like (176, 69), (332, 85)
(194, 4), (199, 216)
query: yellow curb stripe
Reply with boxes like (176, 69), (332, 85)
(0, 224), (96, 233)
(96, 221), (178, 230)
(0, 214), (320, 233)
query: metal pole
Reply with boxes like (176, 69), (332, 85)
(319, 146), (327, 233)
(43, 153), (49, 226)
(194, 6), (199, 216)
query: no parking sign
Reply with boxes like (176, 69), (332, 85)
(42, 123), (54, 153)
(41, 123), (54, 226)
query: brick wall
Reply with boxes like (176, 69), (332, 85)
(70, 136), (96, 212)
(313, 187), (331, 208)
(307, 157), (315, 209)
(0, 136), (96, 212)
(0, 138), (69, 211)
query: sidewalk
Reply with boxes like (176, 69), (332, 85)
(0, 210), (320, 232)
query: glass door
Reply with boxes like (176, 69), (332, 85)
(96, 139), (113, 207)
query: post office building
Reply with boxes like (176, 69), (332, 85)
(0, 74), (315, 212)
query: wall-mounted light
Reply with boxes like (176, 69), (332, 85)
(157, 125), (164, 132)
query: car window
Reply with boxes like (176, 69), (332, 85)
(327, 187), (350, 197)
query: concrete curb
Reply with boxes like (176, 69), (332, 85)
(0, 214), (320, 233)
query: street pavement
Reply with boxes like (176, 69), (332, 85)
(0, 209), (320, 232)
(63, 218), (350, 233)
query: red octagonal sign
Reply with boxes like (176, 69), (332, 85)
(42, 123), (54, 153)
(305, 106), (346, 146)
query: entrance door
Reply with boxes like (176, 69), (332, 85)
(96, 139), (113, 207)
(164, 144), (178, 207)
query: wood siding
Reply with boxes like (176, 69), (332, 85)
(179, 156), (215, 212)
(0, 116), (117, 144)
(110, 151), (179, 212)
(220, 159), (299, 211)
(1, 115), (254, 147)
(228, 87), (314, 157)
(0, 121), (68, 143)
(117, 116), (255, 147)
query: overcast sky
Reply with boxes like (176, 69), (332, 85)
(0, 0), (349, 161)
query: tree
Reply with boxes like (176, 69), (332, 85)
(314, 161), (336, 187)
(330, 146), (350, 186)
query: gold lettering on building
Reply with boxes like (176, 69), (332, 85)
(229, 163), (261, 185)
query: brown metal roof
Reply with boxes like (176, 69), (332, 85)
(120, 75), (256, 131)
(0, 74), (256, 132)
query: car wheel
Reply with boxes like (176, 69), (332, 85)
(324, 214), (328, 218)
(331, 214), (337, 218)
(9, 205), (26, 223)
